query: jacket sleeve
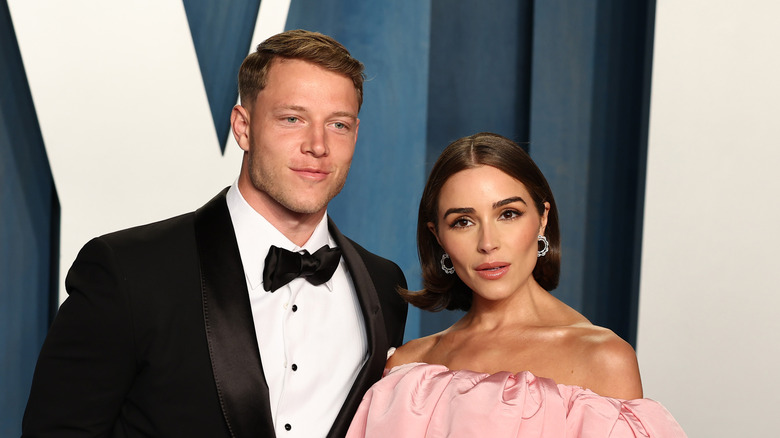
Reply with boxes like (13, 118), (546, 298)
(22, 237), (137, 437)
(386, 262), (408, 347)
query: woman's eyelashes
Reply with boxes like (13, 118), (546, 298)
(446, 209), (525, 229)
(499, 209), (523, 221)
(448, 216), (474, 229)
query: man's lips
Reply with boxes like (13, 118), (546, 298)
(292, 167), (330, 180)
(475, 262), (510, 280)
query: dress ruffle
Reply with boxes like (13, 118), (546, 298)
(347, 363), (686, 437)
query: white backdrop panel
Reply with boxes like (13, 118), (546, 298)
(639, 1), (780, 436)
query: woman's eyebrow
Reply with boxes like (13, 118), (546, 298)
(493, 196), (527, 209)
(443, 207), (474, 219)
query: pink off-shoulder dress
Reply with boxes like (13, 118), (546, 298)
(347, 363), (686, 437)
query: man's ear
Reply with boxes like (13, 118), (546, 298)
(231, 105), (251, 152)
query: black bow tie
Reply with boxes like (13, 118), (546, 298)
(262, 245), (343, 292)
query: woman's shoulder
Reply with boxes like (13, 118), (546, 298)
(386, 333), (441, 369)
(555, 322), (642, 399)
(561, 323), (637, 368)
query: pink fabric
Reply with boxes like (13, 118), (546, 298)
(347, 363), (686, 437)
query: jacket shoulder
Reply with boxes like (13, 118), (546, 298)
(94, 188), (229, 253)
(343, 236), (406, 286)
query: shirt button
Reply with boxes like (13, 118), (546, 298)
(291, 363), (298, 371)
(285, 423), (292, 431)
(291, 304), (298, 312)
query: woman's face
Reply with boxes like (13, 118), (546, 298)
(429, 165), (549, 303)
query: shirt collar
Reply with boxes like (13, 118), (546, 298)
(226, 181), (336, 292)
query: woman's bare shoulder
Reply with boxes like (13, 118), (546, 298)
(565, 323), (643, 399)
(386, 333), (441, 369)
(567, 323), (637, 364)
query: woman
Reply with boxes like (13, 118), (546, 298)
(347, 133), (685, 437)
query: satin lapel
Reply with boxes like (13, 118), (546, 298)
(194, 189), (275, 438)
(326, 218), (388, 437)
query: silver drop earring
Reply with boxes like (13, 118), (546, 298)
(440, 253), (455, 274)
(537, 235), (549, 257)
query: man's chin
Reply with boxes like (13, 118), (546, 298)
(287, 205), (327, 215)
(279, 196), (332, 216)
(282, 188), (343, 215)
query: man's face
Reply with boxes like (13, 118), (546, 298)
(236, 58), (360, 219)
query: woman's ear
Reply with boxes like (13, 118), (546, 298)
(539, 202), (550, 235)
(427, 222), (442, 247)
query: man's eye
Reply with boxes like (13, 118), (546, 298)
(334, 122), (346, 129)
(286, 116), (298, 123)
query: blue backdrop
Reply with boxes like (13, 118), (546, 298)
(1, 1), (59, 435)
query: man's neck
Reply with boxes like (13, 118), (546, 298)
(237, 181), (325, 247)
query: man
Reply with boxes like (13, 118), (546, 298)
(23, 30), (408, 437)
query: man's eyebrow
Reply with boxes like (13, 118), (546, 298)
(274, 106), (357, 120)
(276, 104), (306, 112)
(331, 110), (358, 120)
(493, 196), (527, 209)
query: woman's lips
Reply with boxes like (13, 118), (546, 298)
(475, 262), (509, 280)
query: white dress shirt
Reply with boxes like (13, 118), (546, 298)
(226, 182), (368, 437)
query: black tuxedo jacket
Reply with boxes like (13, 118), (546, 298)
(22, 189), (408, 437)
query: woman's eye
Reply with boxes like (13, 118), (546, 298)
(500, 210), (521, 220)
(450, 218), (472, 228)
